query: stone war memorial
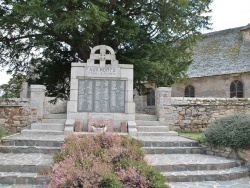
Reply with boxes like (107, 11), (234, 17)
(66, 45), (135, 133)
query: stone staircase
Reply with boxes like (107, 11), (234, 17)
(22, 114), (66, 135)
(135, 114), (177, 136)
(136, 114), (250, 187)
(0, 114), (66, 187)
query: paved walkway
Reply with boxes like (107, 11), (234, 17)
(3, 133), (66, 142)
(138, 135), (197, 142)
(169, 177), (250, 188)
(145, 153), (242, 167)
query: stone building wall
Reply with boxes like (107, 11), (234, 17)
(0, 99), (31, 132)
(158, 94), (250, 132)
(171, 72), (250, 98)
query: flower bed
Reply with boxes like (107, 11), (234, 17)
(49, 134), (168, 188)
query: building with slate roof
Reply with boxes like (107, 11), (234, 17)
(171, 23), (250, 98)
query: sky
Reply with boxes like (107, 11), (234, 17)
(0, 0), (250, 85)
(204, 0), (250, 33)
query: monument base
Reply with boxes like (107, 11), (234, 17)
(67, 111), (135, 132)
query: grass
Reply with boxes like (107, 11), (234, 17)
(178, 132), (204, 142)
(0, 126), (13, 140)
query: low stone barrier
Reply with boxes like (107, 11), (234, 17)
(203, 143), (250, 165)
(155, 89), (250, 132)
(0, 98), (31, 132)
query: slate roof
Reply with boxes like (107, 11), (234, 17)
(187, 24), (250, 78)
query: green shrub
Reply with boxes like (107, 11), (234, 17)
(204, 113), (250, 150)
(99, 173), (124, 188)
(53, 151), (66, 163)
(115, 157), (166, 188)
(49, 134), (168, 188)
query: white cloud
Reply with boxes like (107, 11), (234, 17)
(209, 0), (250, 32)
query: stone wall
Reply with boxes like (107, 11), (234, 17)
(156, 89), (250, 131)
(44, 97), (67, 115)
(134, 90), (155, 115)
(0, 99), (31, 132)
(203, 144), (250, 165)
(134, 83), (156, 114)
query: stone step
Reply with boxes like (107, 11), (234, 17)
(42, 119), (66, 124)
(168, 177), (250, 188)
(0, 184), (44, 188)
(2, 139), (63, 147)
(0, 153), (53, 174)
(163, 166), (250, 182)
(43, 113), (67, 119)
(0, 133), (62, 187)
(135, 114), (157, 121)
(0, 172), (49, 185)
(31, 123), (65, 131)
(145, 154), (245, 172)
(0, 146), (60, 154)
(136, 120), (160, 126)
(0, 164), (51, 174)
(142, 146), (206, 154)
(137, 131), (178, 137)
(2, 133), (65, 147)
(138, 136), (199, 147)
(21, 129), (64, 135)
(137, 126), (169, 132)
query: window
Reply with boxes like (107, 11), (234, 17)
(230, 80), (243, 98)
(147, 88), (155, 106)
(184, 85), (195, 97)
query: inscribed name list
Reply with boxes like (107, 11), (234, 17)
(78, 79), (125, 113)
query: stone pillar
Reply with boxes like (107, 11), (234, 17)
(30, 85), (46, 121)
(20, 82), (29, 98)
(155, 87), (172, 125)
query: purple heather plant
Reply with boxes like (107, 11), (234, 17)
(49, 134), (168, 188)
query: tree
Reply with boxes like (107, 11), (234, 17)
(0, 73), (25, 98)
(0, 0), (212, 98)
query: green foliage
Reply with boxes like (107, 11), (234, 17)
(0, 126), (11, 139)
(50, 134), (168, 188)
(138, 163), (166, 188)
(0, 126), (7, 139)
(53, 151), (66, 163)
(204, 113), (250, 150)
(99, 173), (124, 188)
(119, 158), (166, 188)
(0, 0), (212, 97)
(0, 73), (25, 98)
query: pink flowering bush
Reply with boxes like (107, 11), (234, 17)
(49, 133), (168, 188)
